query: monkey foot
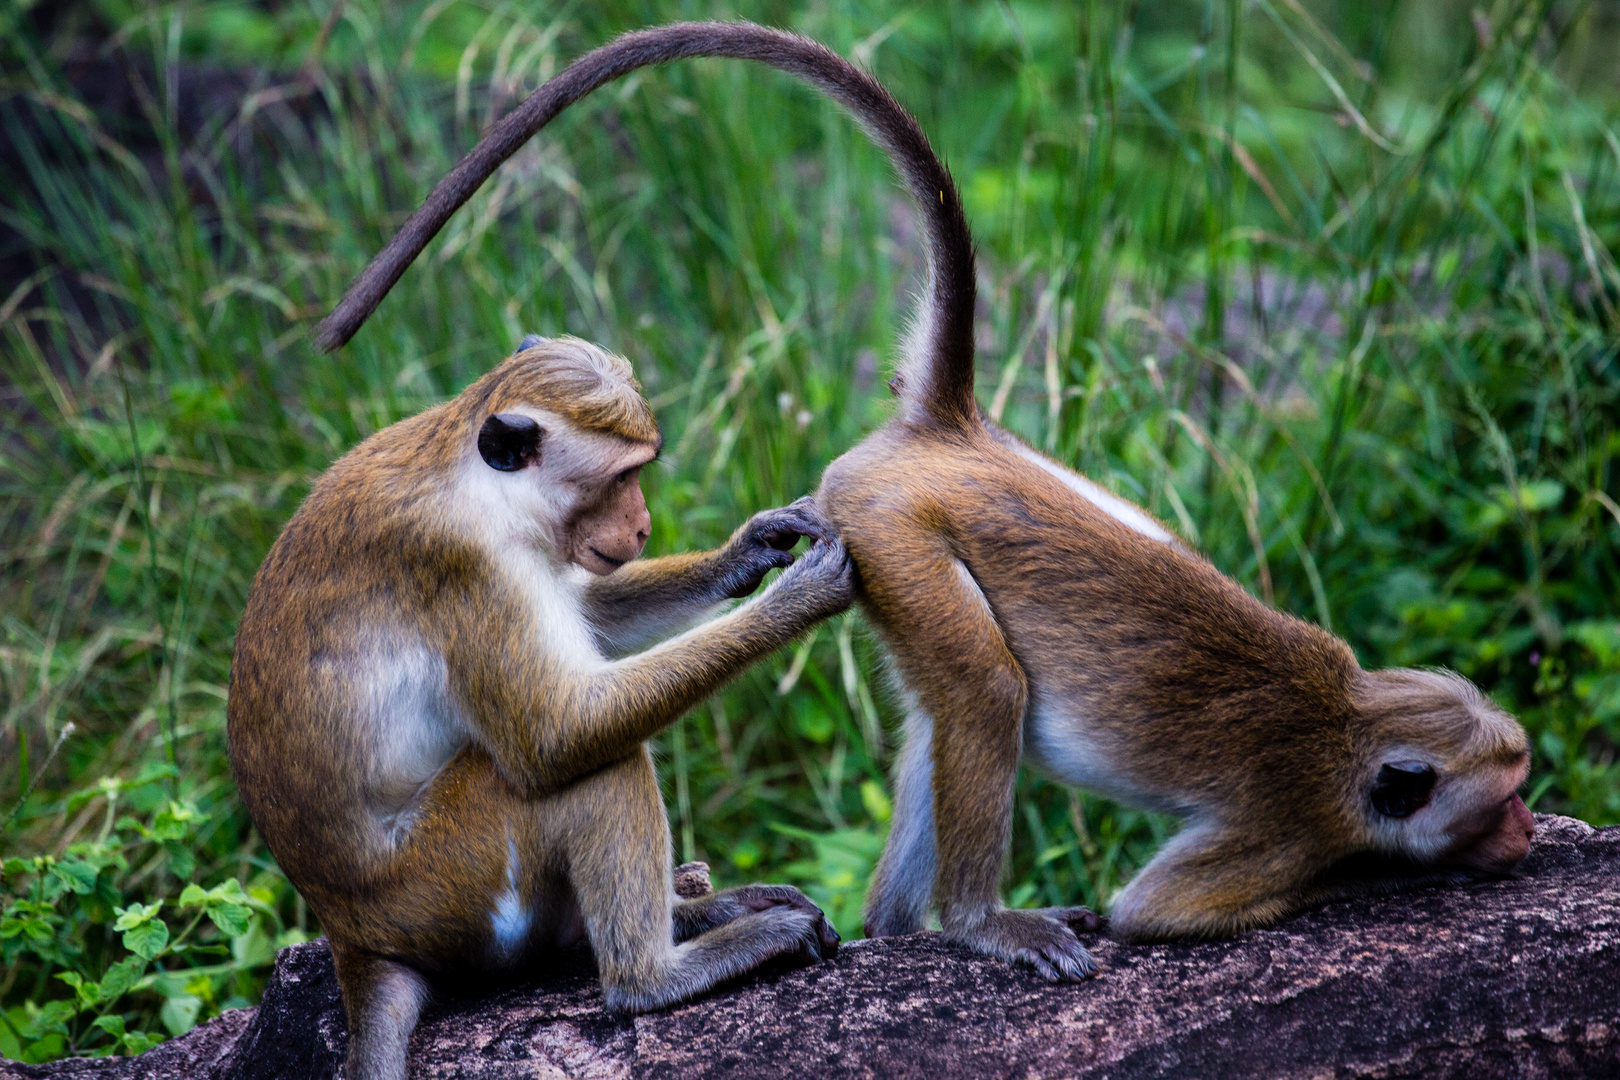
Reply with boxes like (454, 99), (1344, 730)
(951, 908), (1098, 983)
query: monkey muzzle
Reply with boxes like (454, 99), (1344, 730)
(1441, 792), (1535, 874)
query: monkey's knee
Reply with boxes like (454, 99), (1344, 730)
(330, 945), (431, 1080)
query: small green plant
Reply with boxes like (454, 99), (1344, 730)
(0, 767), (305, 1062)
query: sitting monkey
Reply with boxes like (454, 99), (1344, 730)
(229, 335), (852, 1080)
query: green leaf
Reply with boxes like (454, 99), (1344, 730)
(123, 1030), (165, 1054)
(1571, 621), (1620, 669)
(19, 999), (76, 1039)
(150, 802), (198, 843)
(860, 779), (892, 824)
(98, 956), (146, 1002)
(164, 842), (196, 881)
(231, 922), (274, 968)
(50, 860), (99, 895)
(113, 901), (162, 932)
(120, 918), (169, 961)
(207, 903), (252, 938)
(55, 971), (102, 1008)
(208, 878), (252, 906)
(159, 993), (201, 1037)
(178, 879), (255, 936)
(91, 1014), (126, 1039)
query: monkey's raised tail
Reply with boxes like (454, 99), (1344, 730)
(315, 21), (978, 430)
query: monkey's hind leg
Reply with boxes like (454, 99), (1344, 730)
(860, 541), (1094, 981)
(330, 943), (432, 1080)
(567, 751), (836, 1013)
(864, 701), (937, 937)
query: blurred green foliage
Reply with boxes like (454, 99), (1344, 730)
(1, 0), (1616, 1061)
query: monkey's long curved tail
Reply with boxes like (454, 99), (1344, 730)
(315, 21), (978, 430)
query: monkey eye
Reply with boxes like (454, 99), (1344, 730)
(478, 413), (542, 471)
(1370, 760), (1438, 819)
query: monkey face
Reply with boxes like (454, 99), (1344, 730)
(465, 404), (657, 575)
(1355, 669), (1533, 875)
(562, 460), (653, 575)
(1363, 749), (1533, 873)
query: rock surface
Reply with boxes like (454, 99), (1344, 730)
(5, 815), (1617, 1079)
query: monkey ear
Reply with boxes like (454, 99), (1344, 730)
(1369, 760), (1438, 818)
(518, 333), (544, 352)
(478, 413), (543, 471)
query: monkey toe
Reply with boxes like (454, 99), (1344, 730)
(1018, 937), (1096, 983)
(757, 905), (837, 967)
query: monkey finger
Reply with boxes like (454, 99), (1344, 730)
(816, 913), (841, 959)
(1055, 945), (1098, 980)
(729, 883), (817, 912)
(763, 509), (832, 548)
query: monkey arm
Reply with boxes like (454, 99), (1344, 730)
(584, 499), (835, 657)
(459, 538), (852, 795)
(583, 552), (731, 657)
(1107, 825), (1324, 942)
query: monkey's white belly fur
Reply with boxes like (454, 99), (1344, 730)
(1022, 700), (1181, 814)
(353, 637), (467, 836)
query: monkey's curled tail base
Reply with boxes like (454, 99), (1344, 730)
(314, 21), (978, 430)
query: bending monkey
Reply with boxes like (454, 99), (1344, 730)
(313, 21), (1535, 990)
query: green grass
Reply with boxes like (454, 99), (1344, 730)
(2, 0), (1617, 1061)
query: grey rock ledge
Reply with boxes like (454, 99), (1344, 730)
(5, 814), (1617, 1079)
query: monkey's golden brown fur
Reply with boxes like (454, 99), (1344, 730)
(231, 335), (851, 1080)
(306, 20), (1536, 991)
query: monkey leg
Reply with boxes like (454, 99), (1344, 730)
(565, 749), (836, 1012)
(1108, 824), (1315, 942)
(858, 540), (1094, 981)
(329, 942), (432, 1080)
(864, 702), (937, 937)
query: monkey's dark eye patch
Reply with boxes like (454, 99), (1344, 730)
(478, 414), (542, 471)
(1370, 760), (1437, 818)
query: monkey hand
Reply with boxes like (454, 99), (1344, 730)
(717, 498), (838, 599)
(763, 533), (856, 619)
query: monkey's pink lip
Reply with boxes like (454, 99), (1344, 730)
(587, 547), (627, 570)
